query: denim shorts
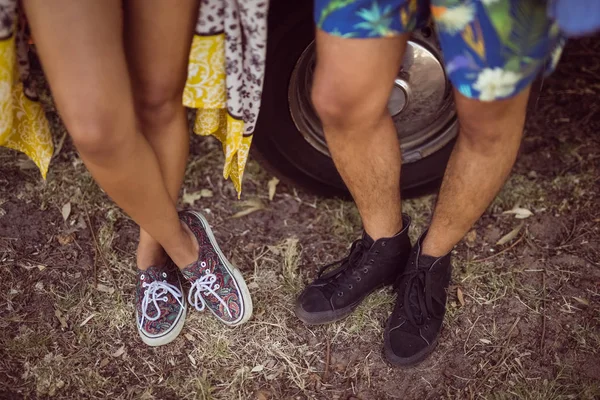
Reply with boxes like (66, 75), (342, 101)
(314, 0), (566, 101)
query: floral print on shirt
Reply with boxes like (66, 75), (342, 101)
(315, 0), (566, 101)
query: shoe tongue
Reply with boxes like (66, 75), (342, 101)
(138, 265), (164, 281)
(361, 232), (375, 247)
(417, 254), (439, 270)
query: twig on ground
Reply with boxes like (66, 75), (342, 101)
(464, 315), (482, 356)
(323, 337), (331, 382)
(473, 317), (521, 393)
(540, 271), (547, 353)
(83, 207), (116, 287)
(51, 130), (68, 159)
(473, 234), (525, 263)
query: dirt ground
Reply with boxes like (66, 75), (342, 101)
(1, 36), (599, 400)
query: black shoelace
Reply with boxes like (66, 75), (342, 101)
(316, 238), (371, 296)
(398, 261), (444, 329)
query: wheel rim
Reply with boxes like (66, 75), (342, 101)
(288, 30), (458, 163)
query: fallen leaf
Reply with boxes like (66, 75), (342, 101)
(34, 281), (44, 291)
(57, 233), (75, 246)
(54, 309), (68, 329)
(503, 206), (533, 220)
(255, 390), (271, 400)
(182, 189), (213, 205)
(96, 284), (115, 295)
(496, 222), (524, 246)
(479, 338), (491, 344)
(188, 354), (197, 367)
(20, 264), (40, 271)
(232, 199), (265, 218)
(457, 287), (465, 307)
(61, 202), (71, 222)
(465, 230), (477, 243)
(37, 265), (46, 271)
(251, 365), (265, 373)
(111, 345), (125, 358)
(184, 333), (194, 341)
(268, 177), (280, 201)
(200, 189), (213, 198)
(16, 158), (37, 170)
(79, 314), (95, 327)
(99, 358), (110, 368)
(573, 297), (589, 306)
(182, 190), (203, 206)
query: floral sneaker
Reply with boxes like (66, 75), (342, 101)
(135, 262), (187, 346)
(179, 210), (253, 326)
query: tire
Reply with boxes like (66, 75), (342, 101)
(252, 0), (457, 198)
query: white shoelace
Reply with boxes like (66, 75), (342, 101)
(188, 272), (232, 318)
(140, 280), (184, 327)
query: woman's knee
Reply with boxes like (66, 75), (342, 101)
(63, 107), (132, 158)
(135, 79), (185, 127)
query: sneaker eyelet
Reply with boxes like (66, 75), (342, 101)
(348, 284), (353, 290)
(381, 242), (387, 247)
(140, 274), (145, 280)
(337, 292), (344, 297)
(356, 277), (362, 282)
(162, 272), (167, 278)
(200, 261), (207, 268)
(214, 284), (220, 290)
(363, 268), (369, 274)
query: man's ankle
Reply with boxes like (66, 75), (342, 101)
(420, 231), (453, 258)
(364, 219), (403, 241)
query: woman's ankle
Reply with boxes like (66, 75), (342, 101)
(167, 223), (199, 269)
(136, 243), (167, 271)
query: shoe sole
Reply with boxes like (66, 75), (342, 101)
(138, 306), (187, 347)
(382, 318), (438, 367)
(294, 282), (393, 325)
(188, 210), (253, 327)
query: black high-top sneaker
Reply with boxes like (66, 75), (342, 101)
(383, 232), (452, 366)
(295, 215), (411, 325)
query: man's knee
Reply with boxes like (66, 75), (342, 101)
(311, 76), (388, 134)
(459, 118), (506, 153)
(456, 90), (529, 155)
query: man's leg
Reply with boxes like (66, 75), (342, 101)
(123, 0), (199, 270)
(295, 31), (415, 325)
(312, 31), (409, 240)
(384, 87), (531, 366)
(423, 87), (531, 257)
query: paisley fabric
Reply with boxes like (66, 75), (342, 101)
(0, 1), (53, 177)
(180, 211), (244, 324)
(315, 0), (566, 101)
(0, 0), (269, 195)
(135, 264), (185, 337)
(185, 0), (268, 194)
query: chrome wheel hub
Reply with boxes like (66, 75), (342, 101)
(288, 30), (457, 163)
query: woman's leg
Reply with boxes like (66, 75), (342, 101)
(123, 0), (199, 270)
(23, 0), (198, 269)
